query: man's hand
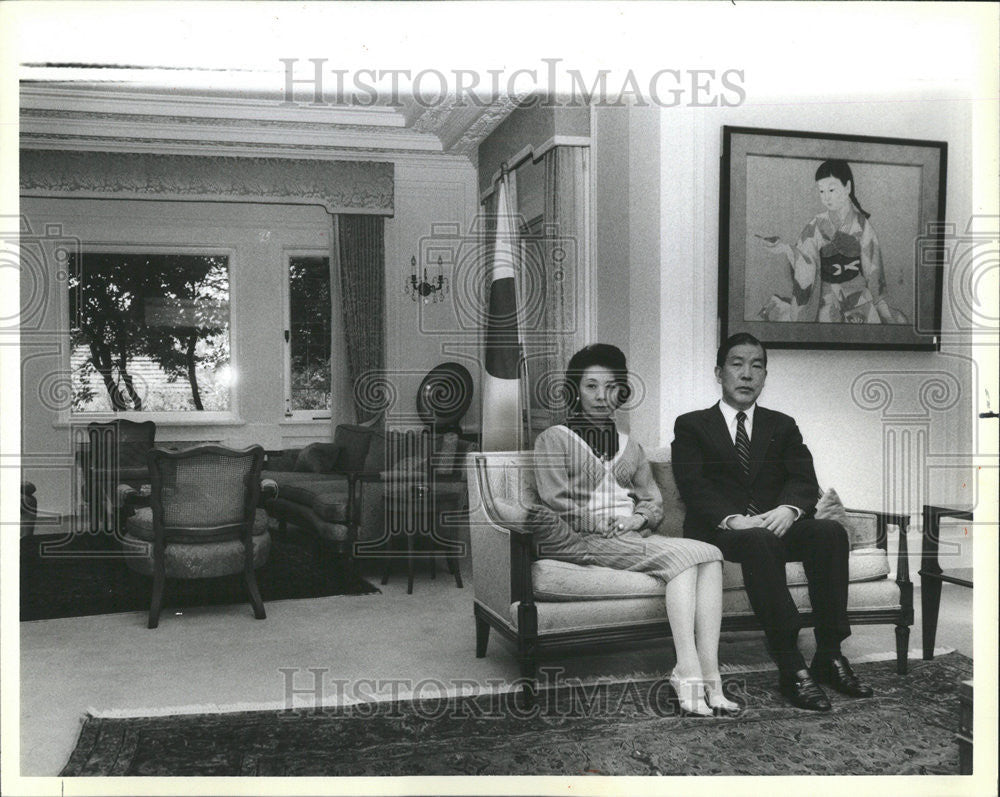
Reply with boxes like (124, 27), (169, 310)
(725, 514), (760, 530)
(750, 506), (797, 537)
(603, 515), (646, 537)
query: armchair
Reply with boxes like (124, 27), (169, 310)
(468, 450), (914, 698)
(120, 444), (271, 628)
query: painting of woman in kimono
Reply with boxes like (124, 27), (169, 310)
(758, 160), (907, 324)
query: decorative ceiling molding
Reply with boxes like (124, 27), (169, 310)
(20, 150), (394, 215)
(20, 84), (516, 165)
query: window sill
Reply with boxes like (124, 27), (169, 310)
(280, 416), (333, 426)
(55, 413), (245, 428)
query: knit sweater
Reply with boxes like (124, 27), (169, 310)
(533, 424), (664, 535)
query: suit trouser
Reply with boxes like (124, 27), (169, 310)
(709, 518), (850, 668)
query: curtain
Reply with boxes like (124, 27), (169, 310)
(527, 146), (590, 433)
(335, 215), (386, 424)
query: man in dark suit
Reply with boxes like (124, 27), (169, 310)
(671, 332), (872, 711)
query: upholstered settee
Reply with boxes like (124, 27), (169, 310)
(467, 450), (913, 691)
(262, 424), (375, 562)
(263, 424), (477, 566)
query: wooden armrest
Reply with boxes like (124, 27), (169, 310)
(846, 507), (912, 583)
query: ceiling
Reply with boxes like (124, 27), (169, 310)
(19, 66), (519, 164)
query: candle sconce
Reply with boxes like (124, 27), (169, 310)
(405, 254), (449, 303)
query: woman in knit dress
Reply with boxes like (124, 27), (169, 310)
(500, 344), (734, 716)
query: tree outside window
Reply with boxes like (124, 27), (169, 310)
(287, 256), (332, 413)
(69, 253), (231, 413)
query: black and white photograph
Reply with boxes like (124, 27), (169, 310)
(1, 3), (997, 796)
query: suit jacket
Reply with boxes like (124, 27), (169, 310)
(670, 403), (820, 541)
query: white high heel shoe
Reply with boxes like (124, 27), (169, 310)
(667, 671), (713, 717)
(703, 675), (740, 713)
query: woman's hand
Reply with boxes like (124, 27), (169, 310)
(603, 514), (646, 537)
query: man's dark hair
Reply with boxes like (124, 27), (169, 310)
(564, 343), (631, 409)
(716, 333), (768, 369)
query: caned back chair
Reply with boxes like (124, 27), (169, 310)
(122, 444), (270, 628)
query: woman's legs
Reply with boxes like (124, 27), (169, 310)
(694, 560), (723, 678)
(664, 566), (701, 678)
(664, 566), (711, 715)
(692, 560), (740, 711)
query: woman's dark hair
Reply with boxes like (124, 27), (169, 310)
(815, 159), (870, 219)
(564, 343), (631, 410)
(716, 332), (767, 369)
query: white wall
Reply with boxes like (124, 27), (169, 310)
(653, 91), (977, 512)
(21, 157), (478, 518)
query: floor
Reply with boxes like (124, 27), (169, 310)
(17, 548), (975, 778)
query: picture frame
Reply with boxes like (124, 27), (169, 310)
(719, 126), (947, 350)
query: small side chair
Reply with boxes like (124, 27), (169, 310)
(120, 444), (272, 629)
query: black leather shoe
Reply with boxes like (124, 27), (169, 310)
(810, 655), (874, 698)
(779, 669), (831, 711)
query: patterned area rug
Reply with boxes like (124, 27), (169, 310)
(21, 529), (378, 621)
(61, 653), (970, 776)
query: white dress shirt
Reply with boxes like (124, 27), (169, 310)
(717, 400), (801, 529)
(718, 399), (756, 445)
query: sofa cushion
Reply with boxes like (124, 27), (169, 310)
(271, 479), (351, 523)
(648, 460), (685, 538)
(513, 578), (902, 632)
(531, 547), (890, 602)
(532, 559), (663, 601)
(722, 547), (889, 590)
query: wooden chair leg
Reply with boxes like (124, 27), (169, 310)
(244, 567), (266, 620)
(446, 554), (463, 589)
(518, 656), (537, 709)
(895, 624), (910, 674)
(475, 615), (490, 657)
(921, 576), (943, 660)
(149, 565), (165, 629)
(244, 542), (266, 620)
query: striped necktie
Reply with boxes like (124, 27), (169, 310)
(735, 411), (760, 515)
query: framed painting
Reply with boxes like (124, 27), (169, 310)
(719, 126), (947, 350)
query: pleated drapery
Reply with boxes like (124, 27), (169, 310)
(523, 146), (590, 438)
(335, 215), (386, 423)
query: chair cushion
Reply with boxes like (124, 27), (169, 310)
(531, 548), (890, 602)
(125, 507), (269, 541)
(294, 443), (341, 473)
(123, 530), (271, 579)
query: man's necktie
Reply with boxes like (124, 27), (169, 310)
(736, 411), (760, 515)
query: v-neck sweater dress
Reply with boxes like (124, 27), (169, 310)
(530, 425), (721, 583)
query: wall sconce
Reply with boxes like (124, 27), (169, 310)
(405, 255), (449, 303)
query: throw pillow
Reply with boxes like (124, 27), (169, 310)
(815, 487), (849, 526)
(294, 443), (341, 473)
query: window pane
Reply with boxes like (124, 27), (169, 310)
(288, 256), (331, 412)
(69, 253), (231, 412)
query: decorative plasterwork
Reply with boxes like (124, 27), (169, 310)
(20, 84), (517, 164)
(20, 150), (394, 215)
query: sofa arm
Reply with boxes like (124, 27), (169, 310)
(466, 454), (538, 621)
(846, 507), (912, 585)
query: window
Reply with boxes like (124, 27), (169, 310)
(285, 255), (332, 417)
(69, 252), (232, 414)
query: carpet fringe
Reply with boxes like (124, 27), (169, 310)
(86, 646), (958, 719)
